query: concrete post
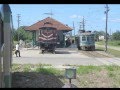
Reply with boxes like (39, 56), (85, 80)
(3, 4), (12, 88)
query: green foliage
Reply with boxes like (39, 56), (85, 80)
(12, 28), (18, 41)
(93, 30), (106, 41)
(112, 31), (120, 40)
(12, 26), (32, 41)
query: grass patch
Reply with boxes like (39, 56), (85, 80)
(35, 67), (63, 75)
(77, 65), (120, 87)
(108, 40), (120, 46)
(96, 41), (105, 45)
(107, 48), (120, 57)
(96, 47), (120, 57)
(96, 40), (120, 47)
(77, 65), (101, 75)
(105, 65), (120, 87)
(12, 64), (120, 88)
(12, 64), (64, 75)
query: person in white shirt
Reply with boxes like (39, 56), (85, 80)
(15, 43), (21, 57)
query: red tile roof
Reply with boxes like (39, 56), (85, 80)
(25, 17), (73, 31)
(40, 21), (57, 29)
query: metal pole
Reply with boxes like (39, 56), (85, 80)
(69, 78), (71, 84)
(68, 78), (72, 88)
(105, 4), (109, 52)
(17, 14), (20, 42)
(44, 11), (53, 18)
(73, 21), (75, 36)
(83, 17), (85, 31)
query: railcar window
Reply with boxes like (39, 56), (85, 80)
(0, 18), (1, 46)
(87, 36), (90, 41)
(82, 36), (86, 41)
(0, 18), (4, 47)
(91, 36), (94, 41)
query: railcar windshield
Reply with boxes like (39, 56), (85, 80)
(0, 5), (2, 12)
(87, 35), (94, 42)
(82, 35), (86, 41)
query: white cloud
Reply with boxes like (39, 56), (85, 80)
(70, 14), (83, 19)
(102, 17), (120, 22)
(109, 18), (120, 22)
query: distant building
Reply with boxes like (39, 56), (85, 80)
(99, 35), (105, 41)
(25, 17), (73, 47)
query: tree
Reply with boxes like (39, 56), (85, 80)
(12, 26), (32, 41)
(112, 31), (120, 40)
(93, 31), (99, 41)
(93, 30), (109, 41)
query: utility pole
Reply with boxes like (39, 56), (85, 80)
(17, 14), (21, 42)
(104, 4), (110, 52)
(79, 22), (82, 30)
(44, 10), (54, 18)
(78, 17), (85, 33)
(83, 17), (85, 31)
(73, 21), (75, 36)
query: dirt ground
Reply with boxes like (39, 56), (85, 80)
(11, 69), (114, 88)
(12, 72), (65, 88)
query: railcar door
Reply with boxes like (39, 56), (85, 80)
(0, 15), (4, 88)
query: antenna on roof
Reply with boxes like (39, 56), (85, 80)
(44, 9), (54, 18)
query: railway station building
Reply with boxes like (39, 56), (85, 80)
(25, 17), (73, 48)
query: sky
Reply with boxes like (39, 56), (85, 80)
(9, 4), (120, 35)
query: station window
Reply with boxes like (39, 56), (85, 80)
(82, 36), (86, 41)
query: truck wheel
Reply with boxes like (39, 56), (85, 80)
(78, 46), (81, 50)
(92, 46), (95, 51)
(42, 50), (44, 54)
(52, 50), (55, 54)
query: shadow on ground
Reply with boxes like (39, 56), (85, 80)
(95, 49), (104, 51)
(12, 72), (64, 88)
(55, 51), (71, 54)
(38, 51), (71, 54)
(81, 49), (104, 51)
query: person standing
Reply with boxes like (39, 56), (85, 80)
(15, 43), (21, 57)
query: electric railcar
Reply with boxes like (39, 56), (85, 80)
(38, 22), (58, 54)
(0, 4), (13, 88)
(76, 30), (95, 51)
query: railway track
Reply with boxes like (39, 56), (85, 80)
(79, 51), (112, 58)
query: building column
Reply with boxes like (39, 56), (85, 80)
(32, 31), (36, 47)
(63, 33), (66, 48)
